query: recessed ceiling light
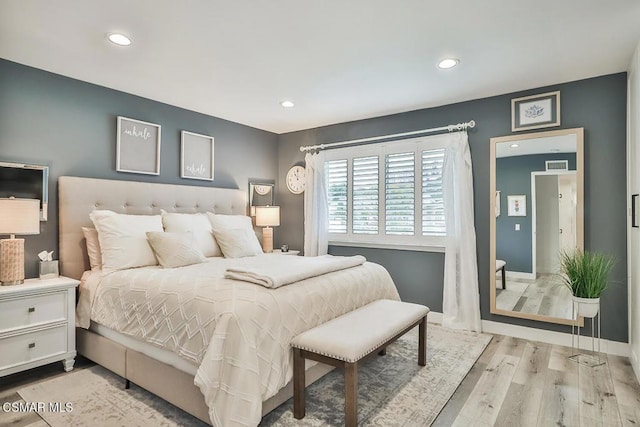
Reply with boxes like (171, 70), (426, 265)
(280, 100), (295, 108)
(107, 33), (132, 46)
(437, 58), (459, 69)
(510, 144), (519, 148)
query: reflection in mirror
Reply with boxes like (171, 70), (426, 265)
(249, 182), (275, 215)
(490, 128), (584, 326)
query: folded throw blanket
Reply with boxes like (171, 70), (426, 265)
(225, 254), (367, 288)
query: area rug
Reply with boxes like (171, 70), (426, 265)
(18, 324), (491, 427)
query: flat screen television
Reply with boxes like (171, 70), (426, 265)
(0, 161), (49, 221)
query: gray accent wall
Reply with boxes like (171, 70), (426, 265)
(496, 153), (576, 274)
(0, 59), (278, 278)
(278, 73), (628, 342)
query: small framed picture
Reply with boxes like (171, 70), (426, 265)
(507, 195), (526, 217)
(181, 131), (214, 181)
(116, 116), (161, 175)
(511, 91), (560, 132)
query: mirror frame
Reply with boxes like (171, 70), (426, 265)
(489, 127), (584, 326)
(249, 181), (275, 215)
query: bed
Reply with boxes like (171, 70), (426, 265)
(58, 176), (400, 427)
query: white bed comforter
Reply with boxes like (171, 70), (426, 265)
(81, 255), (399, 427)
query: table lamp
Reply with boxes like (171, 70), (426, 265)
(0, 198), (41, 285)
(255, 206), (280, 253)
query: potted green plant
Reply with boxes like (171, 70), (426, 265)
(559, 249), (615, 318)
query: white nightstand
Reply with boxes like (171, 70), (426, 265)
(0, 276), (80, 377)
(269, 249), (301, 256)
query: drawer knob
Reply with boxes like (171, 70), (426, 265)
(28, 342), (36, 349)
(28, 307), (35, 313)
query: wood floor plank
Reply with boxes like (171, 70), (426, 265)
(608, 354), (640, 408)
(512, 341), (551, 387)
(618, 403), (640, 426)
(431, 360), (489, 427)
(493, 382), (543, 427)
(537, 367), (580, 427)
(548, 344), (580, 373)
(494, 335), (527, 358)
(578, 360), (622, 426)
(452, 353), (519, 426)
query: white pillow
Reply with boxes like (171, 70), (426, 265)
(207, 213), (263, 258)
(81, 227), (102, 271)
(161, 212), (222, 257)
(89, 210), (163, 272)
(146, 232), (206, 268)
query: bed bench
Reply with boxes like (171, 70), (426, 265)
(291, 299), (429, 426)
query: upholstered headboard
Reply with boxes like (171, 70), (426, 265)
(58, 176), (247, 280)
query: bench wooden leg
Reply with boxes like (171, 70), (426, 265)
(293, 348), (305, 419)
(418, 316), (427, 366)
(345, 361), (358, 427)
(501, 266), (506, 289)
(378, 348), (386, 356)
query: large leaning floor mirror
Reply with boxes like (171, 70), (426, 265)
(490, 128), (584, 325)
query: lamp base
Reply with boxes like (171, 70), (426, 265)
(262, 227), (274, 253)
(0, 238), (26, 285)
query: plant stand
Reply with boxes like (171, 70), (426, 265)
(569, 299), (605, 367)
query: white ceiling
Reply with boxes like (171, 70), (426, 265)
(496, 134), (576, 158)
(1, 1), (639, 134)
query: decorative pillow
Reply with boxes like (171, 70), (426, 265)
(81, 227), (102, 271)
(146, 232), (206, 268)
(89, 210), (163, 272)
(206, 213), (263, 258)
(161, 212), (222, 257)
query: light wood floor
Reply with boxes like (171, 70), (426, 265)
(433, 334), (640, 427)
(496, 274), (574, 320)
(2, 334), (639, 426)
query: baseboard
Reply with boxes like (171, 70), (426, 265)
(427, 311), (629, 357)
(631, 348), (640, 384)
(505, 271), (536, 280)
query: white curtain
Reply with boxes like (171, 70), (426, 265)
(442, 131), (482, 332)
(303, 152), (329, 256)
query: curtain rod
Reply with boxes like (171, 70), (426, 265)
(299, 120), (476, 152)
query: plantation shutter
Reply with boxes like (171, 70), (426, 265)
(385, 152), (415, 235)
(325, 159), (348, 233)
(352, 156), (379, 234)
(421, 149), (446, 236)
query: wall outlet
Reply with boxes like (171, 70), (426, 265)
(515, 224), (520, 231)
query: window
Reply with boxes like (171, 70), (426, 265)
(324, 136), (447, 250)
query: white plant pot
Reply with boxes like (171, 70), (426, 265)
(572, 296), (600, 318)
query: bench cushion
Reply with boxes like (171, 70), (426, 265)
(496, 259), (506, 271)
(291, 299), (429, 363)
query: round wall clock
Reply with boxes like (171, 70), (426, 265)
(254, 185), (272, 196)
(286, 165), (306, 194)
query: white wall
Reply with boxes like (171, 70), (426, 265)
(628, 39), (640, 383)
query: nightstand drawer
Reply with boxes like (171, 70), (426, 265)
(0, 325), (68, 371)
(0, 291), (67, 333)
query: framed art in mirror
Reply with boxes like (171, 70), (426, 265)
(490, 127), (584, 326)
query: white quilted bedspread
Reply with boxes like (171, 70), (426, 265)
(84, 255), (399, 427)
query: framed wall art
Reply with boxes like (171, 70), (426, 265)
(507, 195), (526, 217)
(181, 131), (214, 181)
(116, 116), (161, 175)
(511, 91), (560, 132)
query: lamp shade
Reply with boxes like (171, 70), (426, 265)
(0, 198), (41, 235)
(255, 206), (280, 227)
